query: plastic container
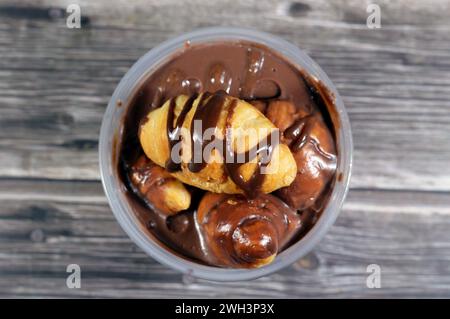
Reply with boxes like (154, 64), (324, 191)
(99, 27), (353, 281)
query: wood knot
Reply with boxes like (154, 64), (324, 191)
(293, 252), (320, 270)
(30, 229), (45, 242)
(278, 2), (311, 17)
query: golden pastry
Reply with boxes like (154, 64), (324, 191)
(128, 155), (191, 215)
(139, 91), (297, 197)
(265, 100), (309, 133)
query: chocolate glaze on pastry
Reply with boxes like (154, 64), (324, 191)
(165, 91), (280, 198)
(140, 91), (296, 196)
(277, 110), (337, 210)
(117, 40), (338, 267)
(196, 193), (301, 268)
(128, 155), (191, 215)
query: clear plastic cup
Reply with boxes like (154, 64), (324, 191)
(99, 27), (353, 281)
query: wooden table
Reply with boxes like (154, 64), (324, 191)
(1, 0), (450, 298)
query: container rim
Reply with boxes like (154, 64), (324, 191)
(99, 26), (353, 281)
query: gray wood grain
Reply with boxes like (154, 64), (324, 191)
(2, 178), (450, 298)
(0, 0), (450, 298)
(1, 0), (450, 190)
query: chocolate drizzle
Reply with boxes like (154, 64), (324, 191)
(164, 90), (278, 198)
(224, 100), (279, 197)
(284, 115), (315, 152)
(165, 93), (199, 172)
(187, 91), (221, 172)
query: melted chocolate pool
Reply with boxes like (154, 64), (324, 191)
(117, 40), (338, 266)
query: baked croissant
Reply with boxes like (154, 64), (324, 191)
(139, 91), (297, 197)
(128, 155), (191, 215)
(197, 192), (301, 268)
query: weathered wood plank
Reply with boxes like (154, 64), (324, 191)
(1, 1), (450, 190)
(6, 0), (450, 27)
(1, 178), (450, 298)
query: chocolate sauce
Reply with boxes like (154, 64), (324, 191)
(285, 115), (315, 151)
(224, 116), (278, 197)
(165, 93), (198, 172)
(117, 40), (338, 267)
(187, 91), (223, 173)
(223, 99), (279, 198)
(164, 90), (278, 198)
(196, 192), (301, 267)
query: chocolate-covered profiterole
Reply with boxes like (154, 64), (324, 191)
(197, 193), (301, 268)
(118, 40), (338, 268)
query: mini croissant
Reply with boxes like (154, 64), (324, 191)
(139, 91), (297, 196)
(128, 155), (191, 215)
